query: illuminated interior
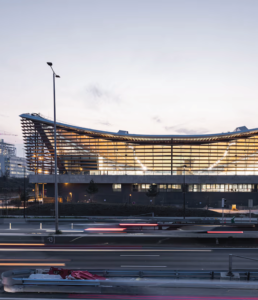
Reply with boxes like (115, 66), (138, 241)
(21, 114), (258, 176)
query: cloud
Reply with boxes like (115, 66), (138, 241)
(85, 84), (122, 107)
(0, 114), (8, 118)
(165, 126), (208, 135)
(152, 116), (161, 123)
(98, 121), (112, 126)
(164, 121), (190, 131)
(164, 118), (208, 135)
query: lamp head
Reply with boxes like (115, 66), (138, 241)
(47, 62), (53, 66)
(56, 75), (60, 78)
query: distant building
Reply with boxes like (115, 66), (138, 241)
(0, 139), (28, 178)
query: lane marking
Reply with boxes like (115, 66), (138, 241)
(0, 263), (65, 266)
(120, 255), (160, 257)
(70, 236), (83, 242)
(121, 265), (166, 268)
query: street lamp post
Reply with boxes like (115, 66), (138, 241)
(183, 164), (187, 219)
(47, 62), (60, 234)
(18, 164), (26, 218)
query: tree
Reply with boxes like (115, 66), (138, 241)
(3, 189), (9, 216)
(20, 191), (29, 207)
(10, 199), (21, 209)
(2, 174), (7, 182)
(20, 191), (29, 202)
(86, 179), (98, 203)
(146, 184), (158, 204)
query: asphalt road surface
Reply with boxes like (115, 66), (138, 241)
(0, 247), (257, 271)
(1, 247), (258, 299)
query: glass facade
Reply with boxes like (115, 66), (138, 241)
(157, 184), (182, 192)
(21, 114), (258, 176)
(0, 139), (29, 178)
(112, 184), (121, 192)
(188, 184), (254, 192)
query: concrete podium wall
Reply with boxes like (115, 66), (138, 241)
(30, 174), (258, 208)
(44, 183), (258, 208)
(30, 174), (258, 184)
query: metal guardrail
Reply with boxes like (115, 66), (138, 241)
(3, 268), (258, 293)
(131, 213), (155, 217)
(228, 254), (258, 277)
(3, 268), (258, 284)
(19, 279), (101, 286)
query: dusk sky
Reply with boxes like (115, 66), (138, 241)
(1, 0), (258, 156)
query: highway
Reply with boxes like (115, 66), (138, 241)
(0, 218), (258, 237)
(0, 247), (257, 271)
(1, 247), (258, 299)
(1, 219), (258, 298)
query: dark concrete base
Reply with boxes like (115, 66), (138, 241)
(45, 182), (258, 208)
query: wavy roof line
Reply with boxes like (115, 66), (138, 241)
(20, 113), (258, 141)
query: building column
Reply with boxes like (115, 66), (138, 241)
(34, 183), (39, 202)
(42, 183), (44, 200)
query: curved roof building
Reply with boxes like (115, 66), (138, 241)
(20, 113), (258, 176)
